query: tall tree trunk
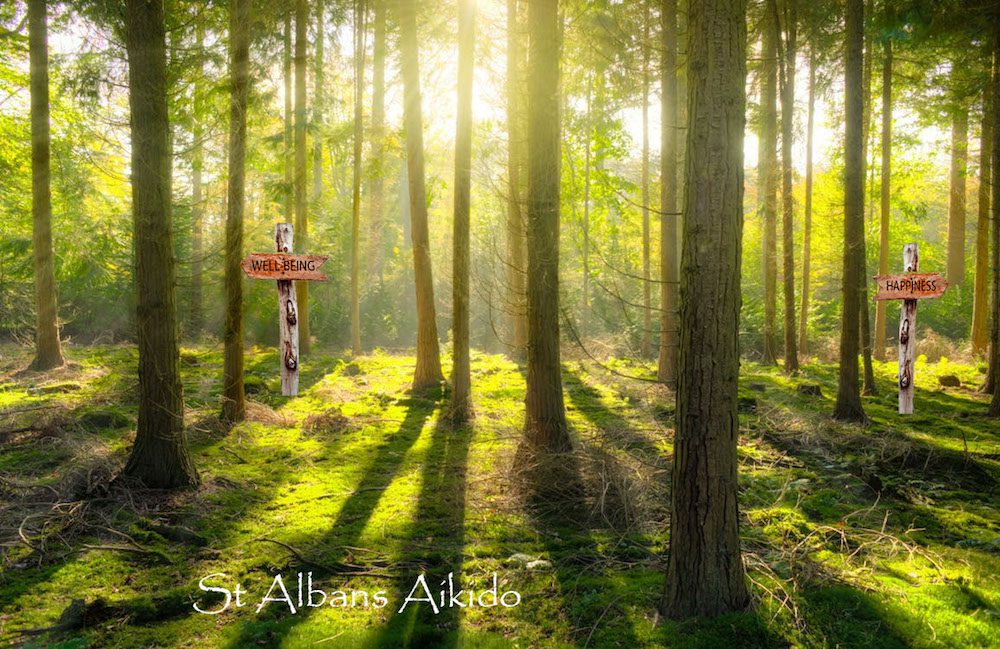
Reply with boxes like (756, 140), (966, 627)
(989, 37), (1000, 414)
(189, 23), (205, 339)
(662, 0), (750, 618)
(520, 0), (569, 455)
(640, 1), (652, 359)
(858, 7), (876, 395)
(779, 0), (798, 372)
(947, 98), (969, 286)
(122, 0), (198, 488)
(313, 0), (325, 241)
(294, 0), (310, 353)
(28, 0), (64, 371)
(761, 8), (779, 365)
(972, 78), (993, 357)
(657, 0), (678, 385)
(451, 0), (475, 422)
(222, 0), (250, 426)
(369, 0), (386, 283)
(399, 0), (444, 389)
(582, 80), (592, 315)
(351, 0), (365, 355)
(798, 47), (815, 355)
(283, 10), (293, 223)
(833, 0), (867, 422)
(506, 0), (528, 358)
(874, 40), (892, 360)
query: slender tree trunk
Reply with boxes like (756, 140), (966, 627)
(520, 0), (569, 455)
(398, 0), (444, 389)
(369, 0), (386, 283)
(761, 9), (779, 365)
(283, 10), (293, 223)
(506, 0), (528, 359)
(875, 40), (892, 360)
(640, 1), (652, 359)
(989, 37), (1000, 414)
(662, 0), (750, 618)
(798, 48), (815, 355)
(222, 0), (250, 426)
(947, 98), (969, 286)
(858, 9), (876, 395)
(582, 80), (592, 314)
(351, 0), (365, 355)
(451, 0), (475, 422)
(973, 77), (993, 357)
(657, 0), (678, 385)
(833, 0), (867, 422)
(779, 0), (798, 371)
(189, 23), (205, 339)
(28, 0), (64, 371)
(122, 0), (198, 488)
(313, 0), (325, 239)
(294, 0), (310, 353)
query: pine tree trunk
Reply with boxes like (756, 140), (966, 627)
(451, 0), (475, 423)
(283, 10), (293, 223)
(520, 0), (569, 455)
(662, 0), (750, 618)
(582, 80), (592, 315)
(369, 0), (386, 283)
(657, 0), (679, 385)
(313, 0), (325, 239)
(779, 0), (798, 372)
(28, 0), (64, 371)
(294, 0), (310, 353)
(798, 48), (815, 356)
(858, 10), (876, 396)
(506, 0), (528, 359)
(222, 0), (250, 426)
(833, 0), (867, 423)
(761, 9), (779, 365)
(989, 37), (1000, 414)
(351, 0), (364, 355)
(972, 73), (993, 358)
(122, 0), (198, 488)
(640, 1), (652, 359)
(874, 41), (892, 361)
(947, 99), (969, 286)
(398, 0), (444, 389)
(189, 23), (205, 339)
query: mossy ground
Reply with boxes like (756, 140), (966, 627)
(0, 344), (997, 647)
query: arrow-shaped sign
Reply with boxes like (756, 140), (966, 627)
(241, 252), (329, 282)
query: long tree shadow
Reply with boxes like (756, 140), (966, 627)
(224, 388), (441, 648)
(372, 408), (473, 647)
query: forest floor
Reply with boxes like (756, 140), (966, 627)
(0, 343), (998, 648)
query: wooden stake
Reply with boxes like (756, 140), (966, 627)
(275, 223), (299, 396)
(898, 243), (918, 414)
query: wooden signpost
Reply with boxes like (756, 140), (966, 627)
(241, 223), (328, 396)
(873, 243), (948, 414)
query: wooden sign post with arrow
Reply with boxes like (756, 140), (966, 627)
(873, 243), (948, 414)
(241, 223), (328, 396)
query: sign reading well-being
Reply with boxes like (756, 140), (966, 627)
(241, 223), (328, 396)
(873, 243), (948, 415)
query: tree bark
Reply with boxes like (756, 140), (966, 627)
(582, 80), (592, 315)
(451, 0), (475, 423)
(506, 0), (528, 359)
(398, 0), (444, 389)
(294, 0), (310, 353)
(972, 73), (993, 358)
(874, 40), (892, 360)
(369, 0), (386, 283)
(858, 10), (876, 396)
(640, 1), (652, 359)
(189, 22), (205, 340)
(28, 0), (64, 371)
(833, 0), (867, 423)
(778, 0), (798, 372)
(657, 0), (678, 385)
(798, 47), (815, 355)
(222, 0), (250, 426)
(947, 98), (969, 286)
(760, 7), (779, 365)
(283, 10), (293, 223)
(989, 36), (1000, 415)
(122, 0), (198, 488)
(351, 0), (364, 355)
(662, 0), (750, 619)
(520, 0), (569, 455)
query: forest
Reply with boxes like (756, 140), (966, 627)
(1, 0), (999, 646)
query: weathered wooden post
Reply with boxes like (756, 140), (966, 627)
(241, 223), (328, 396)
(873, 243), (948, 414)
